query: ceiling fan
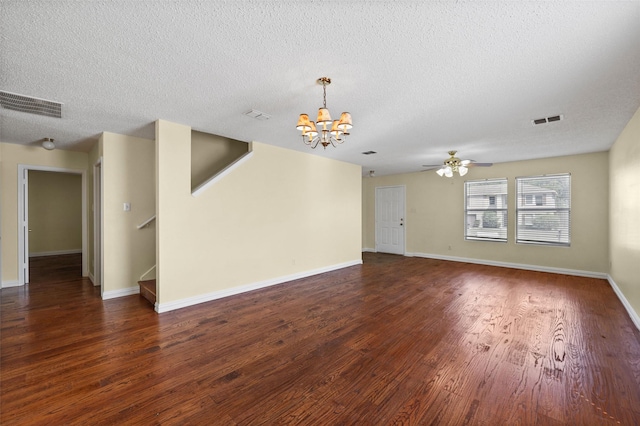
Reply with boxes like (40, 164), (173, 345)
(422, 151), (493, 177)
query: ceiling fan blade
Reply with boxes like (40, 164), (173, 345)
(421, 165), (442, 169)
(466, 162), (493, 167)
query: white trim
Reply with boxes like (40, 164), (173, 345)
(191, 145), (254, 197)
(406, 251), (608, 279)
(2, 280), (21, 288)
(29, 249), (82, 257)
(94, 158), (103, 292)
(102, 286), (140, 300)
(88, 271), (96, 286)
(136, 215), (156, 229)
(17, 164), (88, 285)
(607, 275), (640, 332)
(156, 259), (362, 313)
(18, 165), (28, 285)
(362, 247), (376, 253)
(140, 265), (156, 281)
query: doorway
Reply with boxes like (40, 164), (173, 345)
(375, 186), (406, 255)
(17, 165), (87, 285)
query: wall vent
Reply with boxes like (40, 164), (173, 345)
(532, 114), (563, 126)
(0, 91), (62, 118)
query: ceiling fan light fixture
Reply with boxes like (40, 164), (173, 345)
(444, 167), (454, 178)
(296, 77), (353, 149)
(458, 166), (468, 176)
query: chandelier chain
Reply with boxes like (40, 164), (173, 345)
(323, 82), (327, 109)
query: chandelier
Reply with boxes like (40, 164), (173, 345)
(296, 77), (352, 149)
(436, 151), (469, 177)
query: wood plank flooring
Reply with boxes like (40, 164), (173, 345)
(2, 253), (640, 425)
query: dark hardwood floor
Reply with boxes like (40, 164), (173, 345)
(2, 253), (640, 425)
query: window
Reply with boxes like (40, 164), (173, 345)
(464, 178), (508, 242)
(516, 174), (570, 246)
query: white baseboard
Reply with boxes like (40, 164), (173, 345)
(607, 275), (640, 332)
(362, 247), (376, 253)
(156, 259), (363, 313)
(405, 251), (608, 279)
(1, 280), (21, 288)
(102, 286), (139, 300)
(29, 249), (82, 258)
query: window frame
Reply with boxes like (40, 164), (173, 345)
(464, 178), (508, 243)
(515, 173), (571, 247)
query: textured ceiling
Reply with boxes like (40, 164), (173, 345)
(1, 1), (639, 176)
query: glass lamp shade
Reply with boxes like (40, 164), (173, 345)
(317, 108), (332, 124)
(42, 139), (55, 150)
(436, 168), (445, 177)
(444, 167), (454, 178)
(338, 112), (353, 130)
(458, 166), (468, 176)
(296, 114), (312, 131)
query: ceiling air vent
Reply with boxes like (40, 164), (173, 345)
(0, 91), (63, 118)
(532, 114), (563, 126)
(244, 109), (271, 120)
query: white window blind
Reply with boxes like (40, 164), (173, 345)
(464, 179), (508, 242)
(516, 174), (571, 246)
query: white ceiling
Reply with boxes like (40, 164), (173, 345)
(1, 1), (639, 176)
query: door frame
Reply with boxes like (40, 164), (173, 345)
(374, 185), (406, 255)
(17, 164), (88, 285)
(93, 159), (103, 290)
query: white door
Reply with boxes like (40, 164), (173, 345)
(375, 186), (405, 255)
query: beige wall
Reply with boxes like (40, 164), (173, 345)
(191, 130), (249, 191)
(156, 120), (362, 307)
(101, 132), (155, 295)
(0, 143), (88, 285)
(363, 151), (609, 274)
(609, 106), (640, 321)
(28, 171), (82, 255)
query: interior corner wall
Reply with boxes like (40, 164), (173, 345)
(609, 106), (640, 321)
(363, 151), (609, 274)
(155, 119), (362, 307)
(0, 143), (89, 285)
(101, 132), (155, 296)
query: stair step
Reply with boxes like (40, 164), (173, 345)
(138, 279), (156, 305)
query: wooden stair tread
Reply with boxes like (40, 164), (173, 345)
(138, 279), (156, 305)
